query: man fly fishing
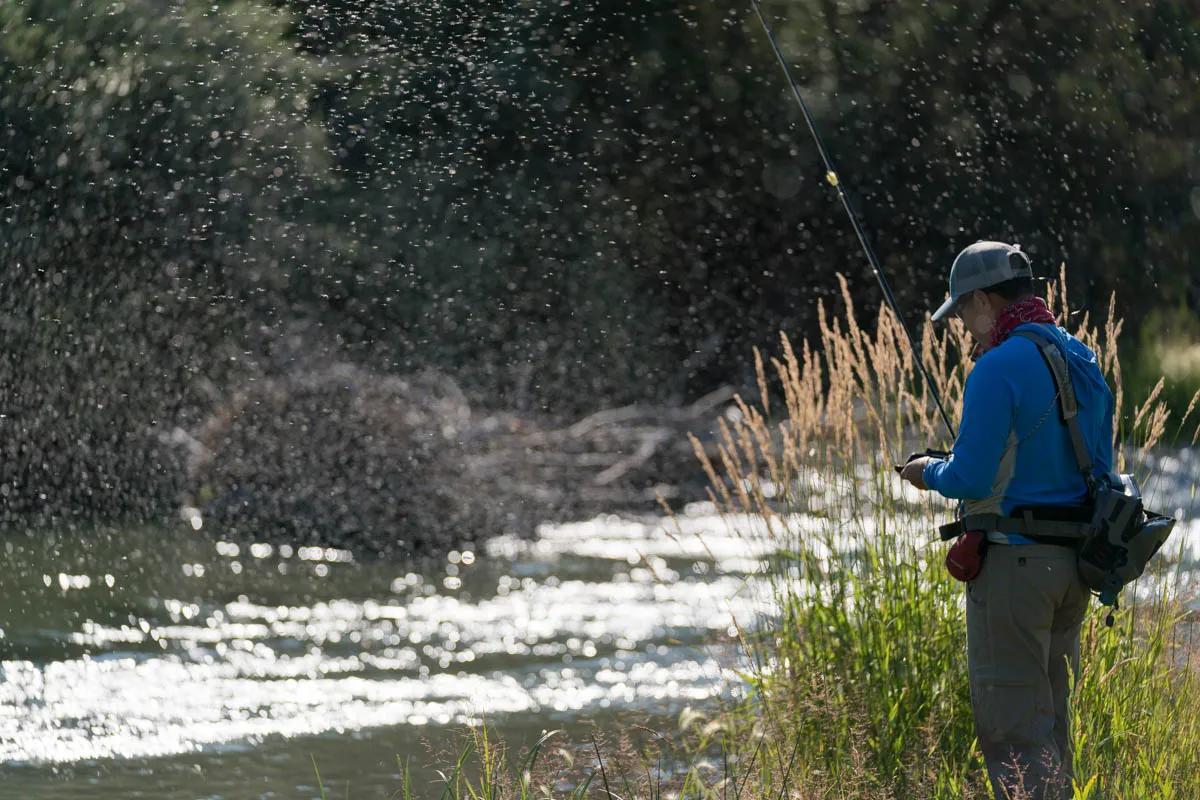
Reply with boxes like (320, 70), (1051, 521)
(900, 241), (1114, 800)
(746, 7), (1176, 795)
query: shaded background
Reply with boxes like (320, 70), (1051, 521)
(2, 0), (1197, 532)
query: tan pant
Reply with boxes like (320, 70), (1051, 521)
(966, 544), (1090, 800)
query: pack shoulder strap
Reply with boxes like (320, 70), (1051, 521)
(1011, 329), (1094, 478)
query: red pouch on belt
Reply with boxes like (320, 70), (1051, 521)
(945, 530), (988, 582)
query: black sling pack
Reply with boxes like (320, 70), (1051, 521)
(1014, 330), (1176, 619)
(938, 328), (1177, 624)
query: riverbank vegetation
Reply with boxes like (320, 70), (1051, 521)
(3, 0), (1197, 529)
(357, 278), (1200, 797)
(684, 276), (1200, 798)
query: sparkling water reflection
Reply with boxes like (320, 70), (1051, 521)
(0, 503), (776, 781)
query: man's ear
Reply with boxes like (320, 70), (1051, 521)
(973, 289), (996, 311)
(979, 289), (1006, 314)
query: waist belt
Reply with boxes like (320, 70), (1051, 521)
(938, 510), (1094, 543)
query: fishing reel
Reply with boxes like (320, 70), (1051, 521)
(893, 448), (950, 475)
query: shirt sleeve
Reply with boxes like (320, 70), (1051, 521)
(923, 358), (1017, 500)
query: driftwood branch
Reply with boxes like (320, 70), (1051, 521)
(467, 385), (735, 515)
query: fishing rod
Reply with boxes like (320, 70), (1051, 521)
(747, 0), (959, 442)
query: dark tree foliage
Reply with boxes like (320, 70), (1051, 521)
(268, 0), (1197, 399)
(0, 0), (332, 519)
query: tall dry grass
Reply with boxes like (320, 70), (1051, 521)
(682, 269), (1200, 799)
(325, 272), (1200, 798)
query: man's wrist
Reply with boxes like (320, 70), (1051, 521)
(921, 458), (941, 491)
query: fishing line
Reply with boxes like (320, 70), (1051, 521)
(747, 0), (959, 441)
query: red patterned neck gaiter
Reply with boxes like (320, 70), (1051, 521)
(987, 296), (1057, 351)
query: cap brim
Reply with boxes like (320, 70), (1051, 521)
(930, 295), (958, 322)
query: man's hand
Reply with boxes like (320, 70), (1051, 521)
(900, 456), (931, 490)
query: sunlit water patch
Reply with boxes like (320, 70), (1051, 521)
(0, 508), (776, 769)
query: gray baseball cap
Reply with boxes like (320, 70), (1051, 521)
(930, 241), (1033, 321)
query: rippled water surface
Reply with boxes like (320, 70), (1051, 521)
(1, 449), (1196, 799)
(0, 504), (780, 799)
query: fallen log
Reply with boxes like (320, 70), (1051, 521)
(178, 365), (734, 556)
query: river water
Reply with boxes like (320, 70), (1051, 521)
(1, 449), (1196, 799)
(0, 504), (779, 799)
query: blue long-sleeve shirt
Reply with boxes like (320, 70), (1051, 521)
(923, 323), (1114, 524)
